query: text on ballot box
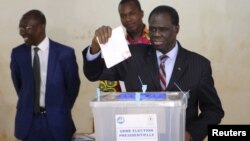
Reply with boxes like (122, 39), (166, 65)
(116, 114), (158, 141)
(89, 92), (188, 141)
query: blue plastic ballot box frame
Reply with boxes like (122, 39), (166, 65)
(89, 92), (188, 141)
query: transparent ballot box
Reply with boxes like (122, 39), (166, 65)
(89, 92), (188, 141)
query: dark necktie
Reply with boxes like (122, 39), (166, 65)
(159, 55), (168, 91)
(33, 47), (40, 113)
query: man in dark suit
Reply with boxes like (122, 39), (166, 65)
(10, 10), (80, 141)
(83, 5), (224, 141)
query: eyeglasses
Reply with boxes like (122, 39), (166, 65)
(19, 25), (33, 32)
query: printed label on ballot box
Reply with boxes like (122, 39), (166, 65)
(115, 114), (158, 141)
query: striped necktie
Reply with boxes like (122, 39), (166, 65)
(159, 55), (168, 91)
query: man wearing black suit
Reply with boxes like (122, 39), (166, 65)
(83, 5), (224, 141)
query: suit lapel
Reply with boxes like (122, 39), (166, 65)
(145, 47), (162, 90)
(23, 45), (34, 81)
(22, 45), (35, 106)
(167, 45), (188, 90)
(46, 40), (57, 89)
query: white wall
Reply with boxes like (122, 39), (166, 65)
(1, 0), (250, 140)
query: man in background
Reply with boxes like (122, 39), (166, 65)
(99, 0), (150, 92)
(10, 10), (80, 141)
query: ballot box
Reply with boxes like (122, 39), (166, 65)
(89, 92), (188, 141)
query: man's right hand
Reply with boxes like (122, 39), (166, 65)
(90, 25), (112, 54)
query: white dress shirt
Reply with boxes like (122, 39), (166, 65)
(32, 37), (49, 108)
(156, 42), (178, 87)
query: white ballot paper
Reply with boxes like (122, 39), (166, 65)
(97, 26), (131, 68)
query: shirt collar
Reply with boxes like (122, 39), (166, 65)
(156, 41), (178, 60)
(32, 37), (49, 51)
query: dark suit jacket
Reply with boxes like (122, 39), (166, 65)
(83, 42), (224, 141)
(11, 39), (80, 141)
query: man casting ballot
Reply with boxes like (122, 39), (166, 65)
(83, 5), (224, 141)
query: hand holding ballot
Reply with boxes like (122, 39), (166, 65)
(90, 26), (131, 68)
(90, 25), (112, 54)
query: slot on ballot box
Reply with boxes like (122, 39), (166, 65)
(89, 92), (188, 141)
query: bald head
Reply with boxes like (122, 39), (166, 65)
(22, 9), (46, 25)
